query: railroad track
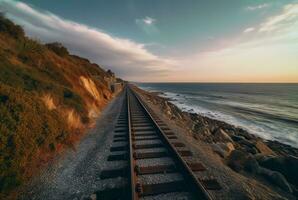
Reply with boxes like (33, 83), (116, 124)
(96, 86), (221, 199)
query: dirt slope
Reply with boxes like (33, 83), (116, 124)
(0, 15), (120, 197)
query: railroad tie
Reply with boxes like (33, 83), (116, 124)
(133, 151), (168, 159)
(200, 179), (222, 190)
(172, 142), (186, 147)
(133, 143), (163, 149)
(110, 145), (128, 152)
(187, 162), (206, 171)
(138, 181), (185, 196)
(100, 166), (129, 179)
(135, 164), (176, 175)
(98, 87), (221, 200)
(107, 153), (127, 161)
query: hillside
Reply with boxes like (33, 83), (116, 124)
(0, 15), (121, 196)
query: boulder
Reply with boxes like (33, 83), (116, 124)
(258, 155), (298, 187)
(254, 153), (268, 162)
(286, 156), (298, 186)
(218, 142), (235, 154)
(202, 128), (212, 137)
(255, 140), (276, 156)
(241, 145), (258, 155)
(189, 113), (198, 121)
(212, 144), (227, 158)
(237, 131), (255, 140)
(257, 167), (292, 193)
(227, 150), (260, 174)
(192, 123), (211, 137)
(209, 124), (217, 133)
(166, 110), (172, 116)
(244, 155), (259, 174)
(231, 135), (246, 142)
(227, 151), (294, 193)
(227, 150), (249, 172)
(213, 128), (234, 143)
(238, 138), (255, 148)
(213, 142), (235, 158)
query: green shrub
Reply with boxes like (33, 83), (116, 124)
(0, 15), (114, 197)
(61, 87), (85, 114)
(63, 88), (74, 98)
(0, 84), (69, 194)
(0, 173), (21, 192)
(46, 42), (69, 56)
(0, 60), (87, 116)
(17, 38), (45, 61)
(0, 13), (24, 39)
(0, 94), (8, 103)
(0, 61), (41, 91)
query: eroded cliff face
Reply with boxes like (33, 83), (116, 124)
(41, 94), (56, 110)
(0, 15), (122, 196)
(39, 74), (114, 130)
(80, 76), (102, 101)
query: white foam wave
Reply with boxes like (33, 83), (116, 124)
(139, 85), (298, 147)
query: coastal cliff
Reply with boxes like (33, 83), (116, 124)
(133, 85), (298, 198)
(0, 15), (122, 196)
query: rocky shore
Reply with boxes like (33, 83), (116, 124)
(133, 85), (298, 198)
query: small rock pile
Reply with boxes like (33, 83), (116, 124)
(189, 113), (298, 196)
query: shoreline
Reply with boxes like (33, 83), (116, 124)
(138, 87), (298, 156)
(133, 84), (298, 197)
(13, 87), (298, 199)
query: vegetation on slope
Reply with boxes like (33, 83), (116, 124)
(0, 84), (69, 192)
(0, 14), (115, 196)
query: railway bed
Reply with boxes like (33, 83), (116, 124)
(96, 86), (222, 199)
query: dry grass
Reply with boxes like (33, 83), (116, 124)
(0, 15), (114, 197)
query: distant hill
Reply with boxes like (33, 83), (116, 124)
(0, 14), (119, 196)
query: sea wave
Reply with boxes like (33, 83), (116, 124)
(228, 105), (298, 126)
(137, 83), (298, 147)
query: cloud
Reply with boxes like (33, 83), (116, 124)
(0, 0), (174, 81)
(135, 16), (159, 34)
(243, 27), (255, 33)
(143, 16), (155, 25)
(246, 3), (269, 11)
(259, 4), (298, 32)
(0, 0), (296, 83)
(197, 3), (298, 55)
(176, 3), (298, 82)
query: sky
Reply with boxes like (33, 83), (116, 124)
(0, 0), (298, 82)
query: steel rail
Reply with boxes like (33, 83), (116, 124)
(127, 85), (213, 200)
(127, 88), (138, 200)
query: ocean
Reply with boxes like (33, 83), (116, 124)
(136, 83), (298, 148)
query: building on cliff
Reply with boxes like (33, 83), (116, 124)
(104, 69), (124, 93)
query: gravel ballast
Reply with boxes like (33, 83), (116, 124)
(136, 157), (174, 167)
(18, 93), (126, 200)
(140, 192), (194, 200)
(139, 173), (183, 185)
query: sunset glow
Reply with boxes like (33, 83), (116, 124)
(1, 0), (297, 82)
